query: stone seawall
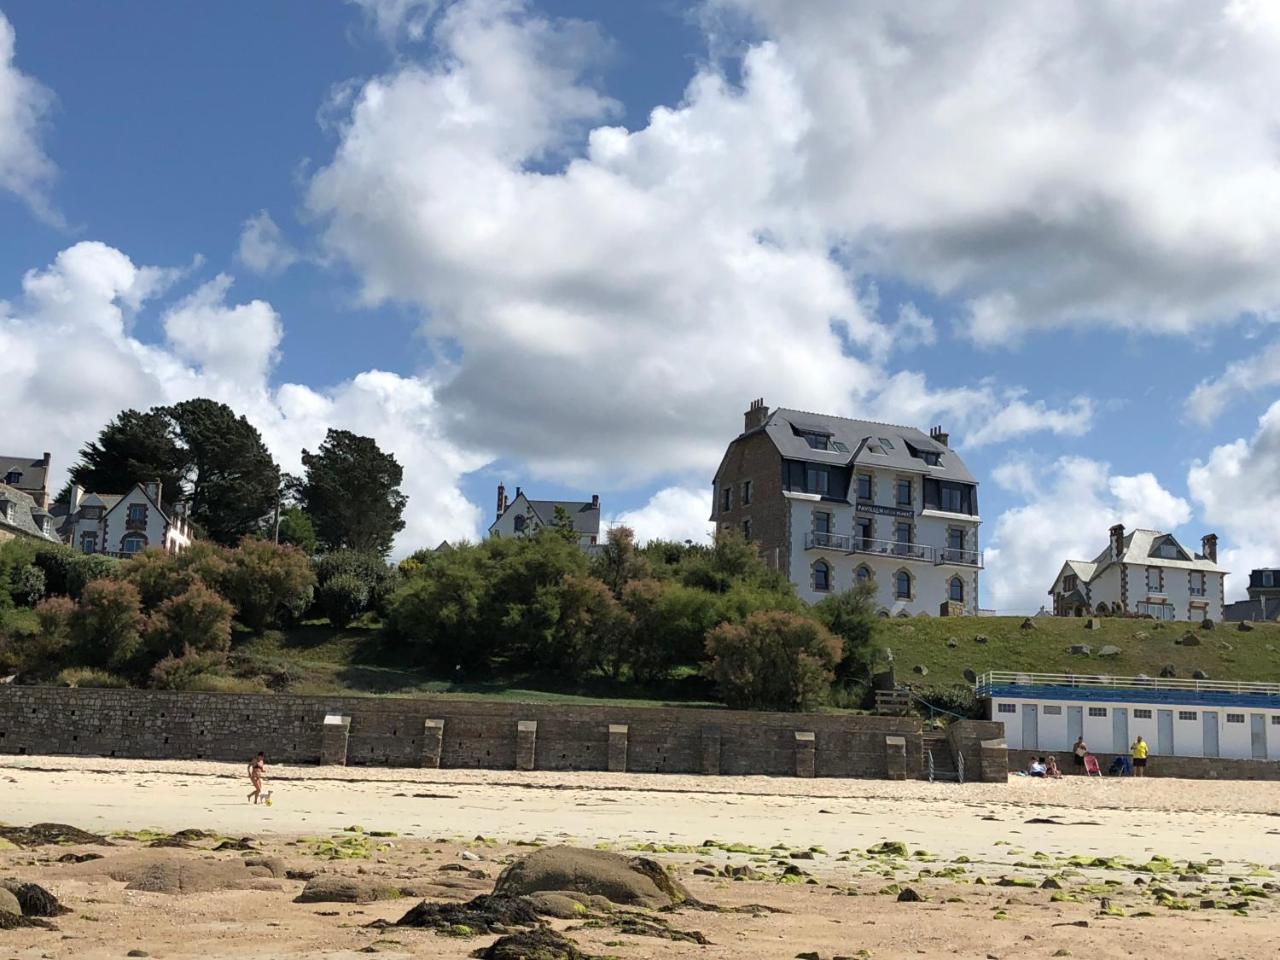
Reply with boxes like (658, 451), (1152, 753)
(0, 686), (935, 779)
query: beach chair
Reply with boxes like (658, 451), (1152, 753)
(1083, 754), (1102, 777)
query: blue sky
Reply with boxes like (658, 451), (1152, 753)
(3, 0), (1280, 612)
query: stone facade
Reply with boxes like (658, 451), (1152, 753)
(0, 687), (929, 779)
(711, 429), (790, 575)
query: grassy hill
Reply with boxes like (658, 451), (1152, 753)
(874, 616), (1280, 688)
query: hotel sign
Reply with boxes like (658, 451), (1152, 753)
(856, 503), (915, 520)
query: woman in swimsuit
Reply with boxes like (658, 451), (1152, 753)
(247, 751), (266, 804)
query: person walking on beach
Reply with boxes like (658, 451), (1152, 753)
(1072, 736), (1088, 774)
(247, 751), (267, 804)
(1131, 736), (1149, 778)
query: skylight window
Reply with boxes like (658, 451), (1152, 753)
(879, 437), (895, 450)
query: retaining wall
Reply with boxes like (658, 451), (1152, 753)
(0, 686), (928, 779)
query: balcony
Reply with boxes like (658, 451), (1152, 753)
(936, 547), (984, 568)
(804, 532), (936, 563)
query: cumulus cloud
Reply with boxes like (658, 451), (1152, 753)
(236, 211), (301, 276)
(0, 241), (485, 553)
(705, 0), (1280, 345)
(0, 12), (59, 221)
(612, 486), (713, 546)
(983, 456), (1192, 614)
(1188, 400), (1280, 600)
(347, 0), (442, 41)
(1185, 340), (1280, 425)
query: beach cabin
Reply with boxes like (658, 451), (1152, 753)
(978, 671), (1280, 761)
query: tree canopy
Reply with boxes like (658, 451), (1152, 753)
(297, 429), (407, 556)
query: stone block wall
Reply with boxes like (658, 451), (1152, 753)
(1006, 747), (1280, 782)
(946, 719), (1008, 783)
(0, 686), (924, 779)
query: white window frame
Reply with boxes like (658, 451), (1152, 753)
(997, 703), (1016, 714)
(1133, 709), (1152, 719)
(1088, 707), (1107, 717)
(1178, 710), (1197, 721)
(1042, 705), (1062, 716)
(1226, 713), (1245, 724)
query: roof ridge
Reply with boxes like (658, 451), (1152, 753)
(772, 407), (923, 434)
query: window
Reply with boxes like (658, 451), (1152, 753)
(741, 480), (752, 506)
(857, 519), (873, 546)
(798, 430), (831, 450)
(949, 577), (964, 602)
(895, 479), (912, 506)
(1264, 571), (1275, 587)
(1063, 574), (1078, 592)
(1043, 705), (1062, 716)
(1272, 716), (1280, 726)
(1134, 709), (1152, 719)
(1226, 713), (1245, 724)
(895, 522), (912, 544)
(997, 703), (1016, 714)
(1190, 571), (1206, 597)
(513, 513), (527, 533)
(121, 534), (146, 555)
(856, 565), (872, 582)
(4, 470), (19, 484)
(922, 452), (940, 466)
(857, 473), (872, 501)
(80, 532), (98, 554)
(1146, 567), (1163, 592)
(895, 570), (911, 599)
(948, 528), (964, 552)
(1159, 543), (1177, 558)
(127, 503), (147, 527)
(741, 519), (752, 541)
(720, 486), (732, 512)
(806, 468), (829, 495)
(1088, 707), (1108, 717)
(1178, 711), (1197, 721)
(814, 511), (831, 535)
(813, 560), (831, 592)
(879, 437), (895, 450)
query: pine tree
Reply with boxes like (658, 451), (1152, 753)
(298, 429), (407, 556)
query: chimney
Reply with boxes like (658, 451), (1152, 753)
(744, 398), (769, 432)
(591, 494), (600, 510)
(1110, 523), (1125, 559)
(145, 479), (162, 506)
(515, 486), (522, 499)
(929, 425), (950, 447)
(69, 484), (83, 513)
(496, 483), (507, 520)
(1201, 533), (1218, 564)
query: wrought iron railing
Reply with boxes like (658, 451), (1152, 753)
(936, 547), (984, 568)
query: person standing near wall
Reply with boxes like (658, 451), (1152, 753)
(1072, 736), (1088, 774)
(1131, 736), (1148, 777)
(247, 752), (267, 803)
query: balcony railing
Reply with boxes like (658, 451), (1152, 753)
(936, 547), (984, 568)
(1189, 587), (1207, 597)
(975, 670), (1280, 698)
(804, 532), (935, 562)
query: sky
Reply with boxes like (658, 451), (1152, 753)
(3, 0), (1280, 613)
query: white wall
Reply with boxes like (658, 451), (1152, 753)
(103, 487), (169, 555)
(786, 496), (980, 614)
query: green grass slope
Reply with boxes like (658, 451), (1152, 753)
(874, 616), (1280, 687)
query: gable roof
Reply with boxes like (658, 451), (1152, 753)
(0, 455), (49, 493)
(102, 483), (172, 524)
(491, 493), (601, 538)
(0, 483), (59, 542)
(1056, 529), (1223, 592)
(759, 408), (977, 484)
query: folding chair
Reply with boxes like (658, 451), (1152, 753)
(1083, 754), (1102, 777)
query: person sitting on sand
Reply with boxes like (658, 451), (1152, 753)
(1027, 757), (1047, 777)
(1045, 756), (1062, 779)
(1131, 736), (1149, 777)
(1072, 736), (1088, 773)
(247, 751), (266, 804)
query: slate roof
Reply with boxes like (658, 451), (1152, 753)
(525, 499), (601, 537)
(758, 408), (977, 483)
(1054, 529), (1223, 595)
(0, 454), (48, 494)
(0, 483), (60, 542)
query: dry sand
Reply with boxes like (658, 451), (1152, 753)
(2, 756), (1279, 959)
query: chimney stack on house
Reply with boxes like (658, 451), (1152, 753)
(929, 425), (950, 447)
(69, 483), (84, 514)
(1110, 523), (1125, 559)
(591, 494), (600, 509)
(496, 483), (508, 520)
(744, 398), (770, 432)
(1201, 533), (1218, 564)
(145, 479), (162, 506)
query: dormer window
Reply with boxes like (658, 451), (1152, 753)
(4, 471), (20, 485)
(1063, 574), (1078, 592)
(879, 437), (895, 450)
(792, 428), (849, 453)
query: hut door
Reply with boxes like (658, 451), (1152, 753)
(1157, 710), (1174, 756)
(1203, 712), (1220, 758)
(1251, 714), (1268, 760)
(1112, 708), (1129, 756)
(1022, 704), (1039, 751)
(1067, 706), (1083, 746)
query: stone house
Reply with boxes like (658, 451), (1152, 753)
(58, 481), (194, 557)
(0, 482), (60, 544)
(0, 453), (53, 510)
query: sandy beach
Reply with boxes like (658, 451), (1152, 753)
(2, 757), (1279, 959)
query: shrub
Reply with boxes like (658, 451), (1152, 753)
(120, 548), (203, 609)
(705, 610), (842, 711)
(812, 581), (878, 683)
(57, 666), (129, 688)
(70, 578), (144, 669)
(66, 553), (119, 599)
(314, 549), (396, 616)
(315, 572), (369, 629)
(910, 683), (981, 720)
(143, 581), (235, 662)
(556, 575), (633, 677)
(149, 645), (226, 689)
(32, 544), (77, 596)
(8, 564), (46, 607)
(0, 539), (41, 608)
(223, 538), (316, 631)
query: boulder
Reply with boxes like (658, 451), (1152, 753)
(1192, 669), (1210, 680)
(1132, 631), (1150, 642)
(945, 638), (958, 649)
(492, 846), (692, 910)
(1159, 665), (1177, 679)
(896, 887), (924, 902)
(1200, 618), (1215, 630)
(962, 668), (978, 684)
(294, 877), (410, 904)
(974, 635), (989, 644)
(0, 888), (19, 917)
(1084, 618), (1101, 630)
(1098, 645), (1122, 657)
(1178, 632), (1201, 647)
(1238, 621), (1255, 632)
(1070, 644), (1091, 656)
(0, 880), (68, 917)
(1020, 618), (1036, 631)
(912, 665), (928, 676)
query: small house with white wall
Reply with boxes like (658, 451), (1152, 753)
(980, 671), (1280, 762)
(488, 484), (601, 552)
(60, 481), (194, 557)
(1048, 525), (1226, 621)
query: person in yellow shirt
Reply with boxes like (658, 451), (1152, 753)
(1131, 736), (1149, 777)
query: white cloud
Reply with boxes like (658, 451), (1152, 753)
(1185, 340), (1280, 425)
(612, 486), (713, 546)
(0, 241), (485, 554)
(0, 12), (58, 221)
(891, 302), (936, 352)
(1188, 400), (1280, 600)
(983, 456), (1191, 614)
(236, 211), (300, 276)
(347, 0), (442, 41)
